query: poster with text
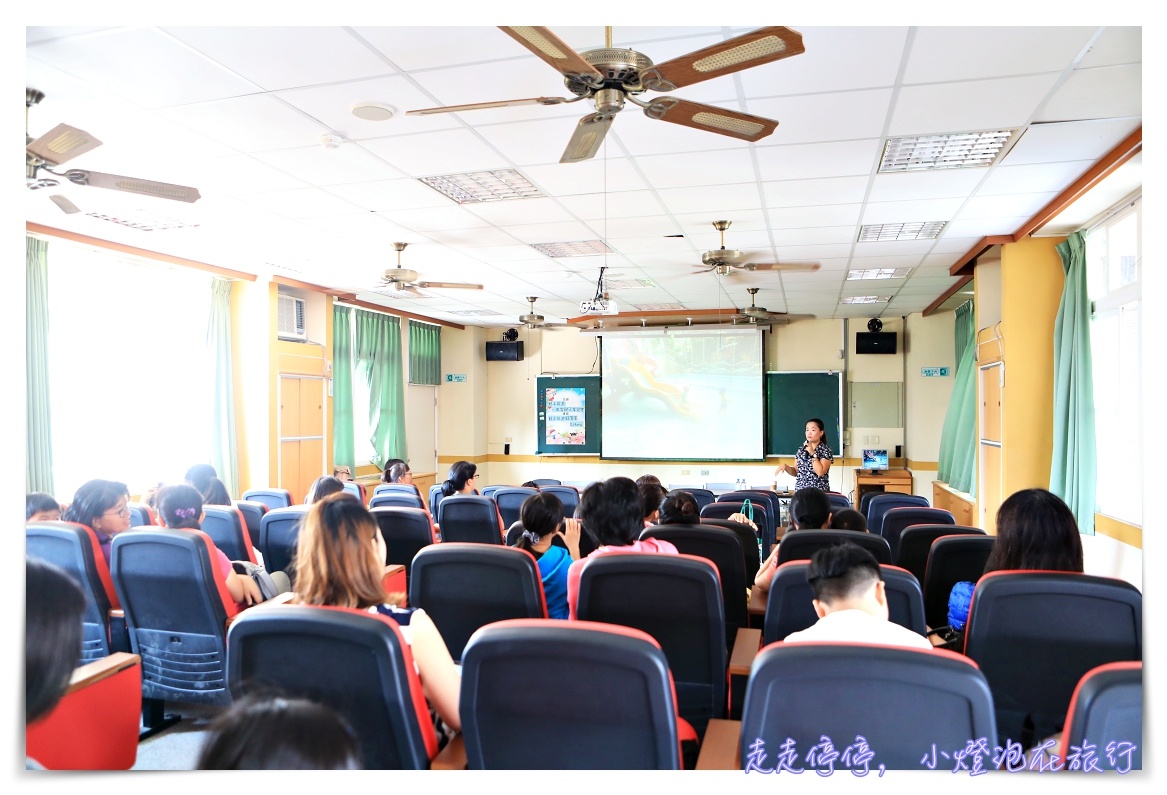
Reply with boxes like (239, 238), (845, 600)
(545, 387), (586, 446)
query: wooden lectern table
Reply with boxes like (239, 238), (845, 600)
(854, 468), (913, 505)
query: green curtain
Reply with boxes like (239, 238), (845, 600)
(26, 236), (54, 494)
(354, 309), (407, 468)
(207, 279), (239, 497)
(1051, 232), (1097, 535)
(937, 300), (977, 495)
(409, 319), (441, 385)
(332, 304), (355, 471)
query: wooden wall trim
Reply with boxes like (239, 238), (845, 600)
(26, 222), (258, 281)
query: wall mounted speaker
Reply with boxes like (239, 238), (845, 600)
(485, 341), (524, 361)
(856, 331), (897, 354)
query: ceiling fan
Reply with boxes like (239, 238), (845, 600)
(694, 220), (821, 276)
(736, 287), (816, 325)
(407, 26), (805, 163)
(25, 88), (201, 214)
(377, 242), (484, 296)
(519, 296), (570, 329)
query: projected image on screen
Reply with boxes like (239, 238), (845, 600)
(601, 328), (763, 460)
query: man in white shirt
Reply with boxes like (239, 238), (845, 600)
(783, 542), (933, 651)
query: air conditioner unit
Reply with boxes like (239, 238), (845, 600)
(277, 295), (307, 341)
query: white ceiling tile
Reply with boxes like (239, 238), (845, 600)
(867, 169), (989, 203)
(474, 116), (598, 166)
(297, 212), (417, 244)
(423, 227), (522, 247)
(755, 139), (883, 181)
(852, 240), (937, 257)
(903, 27), (1096, 84)
(1078, 27), (1141, 68)
(889, 74), (1062, 135)
(607, 236), (694, 255)
(1001, 118), (1141, 165)
(27, 27), (119, 44)
(252, 143), (405, 186)
(774, 244), (854, 260)
(772, 227), (856, 246)
(583, 216), (680, 239)
(977, 161), (1093, 196)
(157, 93), (332, 152)
(522, 158), (647, 196)
(501, 220), (600, 244)
(381, 204), (495, 232)
(353, 26), (530, 71)
(461, 245), (549, 264)
(192, 154), (310, 196)
(463, 196), (575, 226)
(768, 204), (863, 230)
(861, 197), (965, 225)
(748, 89), (893, 146)
(274, 75), (461, 140)
(739, 27), (909, 96)
(634, 148), (759, 190)
(847, 255), (923, 269)
(764, 176), (869, 208)
(656, 184), (763, 215)
(556, 191), (668, 221)
(958, 192), (1059, 221)
(942, 217), (1030, 238)
(930, 237), (984, 255)
(407, 61), (585, 127)
(1037, 63), (1141, 122)
(359, 128), (511, 176)
(325, 178), (454, 212)
(235, 187), (363, 219)
(28, 27), (263, 108)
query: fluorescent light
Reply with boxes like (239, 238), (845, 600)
(879, 130), (1016, 172)
(858, 222), (946, 242)
(840, 296), (891, 304)
(419, 169), (542, 204)
(530, 240), (613, 258)
(847, 268), (914, 280)
(448, 309), (501, 316)
(604, 278), (656, 289)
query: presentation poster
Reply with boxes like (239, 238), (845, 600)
(535, 375), (602, 455)
(545, 387), (586, 446)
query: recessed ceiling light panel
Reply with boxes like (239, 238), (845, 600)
(604, 278), (655, 289)
(847, 267), (914, 280)
(420, 169), (542, 204)
(530, 240), (613, 258)
(840, 296), (891, 304)
(858, 222), (946, 242)
(879, 129), (1016, 172)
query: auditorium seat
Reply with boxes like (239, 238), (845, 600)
(530, 478), (562, 487)
(684, 518), (761, 584)
(540, 485), (580, 519)
(232, 500), (268, 551)
(963, 571), (1141, 749)
(369, 491), (427, 511)
(1060, 661), (1142, 771)
(436, 495), (505, 545)
(450, 619), (688, 769)
(824, 491), (851, 514)
(127, 502), (156, 527)
(200, 504), (257, 563)
(491, 486), (539, 528)
(895, 525), (984, 583)
(370, 506), (437, 586)
(865, 493), (929, 536)
(775, 529), (891, 566)
(921, 534), (995, 630)
(374, 483), (422, 497)
(258, 505), (311, 586)
(227, 605), (440, 770)
(26, 520), (125, 661)
(879, 506), (954, 560)
(671, 487), (715, 510)
(341, 481), (365, 501)
(241, 487), (294, 512)
(702, 500), (774, 561)
(408, 543), (547, 662)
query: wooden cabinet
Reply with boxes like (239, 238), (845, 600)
(933, 481), (977, 528)
(278, 375), (326, 504)
(855, 468), (913, 504)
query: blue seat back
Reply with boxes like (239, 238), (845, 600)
(775, 529), (891, 566)
(370, 491), (426, 511)
(258, 505), (311, 583)
(436, 496), (503, 545)
(539, 485), (580, 519)
(880, 506), (955, 560)
(866, 493), (929, 535)
(370, 506), (436, 584)
(241, 488), (293, 512)
(895, 525), (984, 583)
(491, 487), (540, 528)
(200, 505), (253, 563)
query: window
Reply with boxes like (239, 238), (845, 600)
(46, 242), (213, 498)
(1087, 200), (1141, 526)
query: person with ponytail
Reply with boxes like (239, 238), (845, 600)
(155, 484), (264, 611)
(512, 492), (581, 620)
(440, 461), (478, 498)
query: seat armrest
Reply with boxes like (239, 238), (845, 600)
(695, 719), (741, 770)
(728, 627), (762, 676)
(431, 734), (467, 769)
(66, 652), (141, 694)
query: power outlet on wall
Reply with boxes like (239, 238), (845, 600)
(700, 469), (710, 476)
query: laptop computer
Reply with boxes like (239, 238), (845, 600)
(862, 449), (889, 473)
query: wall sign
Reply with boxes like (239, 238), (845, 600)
(445, 373), (467, 382)
(920, 367), (950, 377)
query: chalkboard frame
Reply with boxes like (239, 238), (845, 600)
(765, 371), (844, 457)
(535, 375), (602, 455)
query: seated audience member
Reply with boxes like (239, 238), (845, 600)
(333, 466), (353, 482)
(380, 459), (406, 484)
(155, 484), (265, 611)
(26, 492), (62, 523)
(61, 479), (131, 566)
(305, 476), (347, 504)
(197, 694), (361, 770)
(440, 461), (478, 497)
(185, 464), (218, 495)
(754, 487), (833, 593)
(783, 542), (932, 650)
(566, 477), (679, 617)
(829, 508), (868, 533)
(943, 488), (1084, 634)
(294, 493), (461, 732)
(513, 492), (581, 620)
(639, 481), (667, 527)
(202, 476), (233, 506)
(25, 557), (87, 769)
(657, 489), (758, 531)
(520, 480), (542, 491)
(387, 462), (415, 487)
(635, 474), (662, 488)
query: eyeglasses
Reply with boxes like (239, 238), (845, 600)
(105, 504), (131, 518)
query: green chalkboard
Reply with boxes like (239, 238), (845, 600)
(766, 371), (843, 456)
(536, 375), (601, 455)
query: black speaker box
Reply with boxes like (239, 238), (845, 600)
(856, 331), (897, 354)
(485, 341), (524, 361)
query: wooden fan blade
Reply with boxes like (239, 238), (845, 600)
(499, 26), (604, 84)
(49, 194), (81, 214)
(26, 123), (102, 166)
(643, 97), (777, 143)
(415, 281), (483, 290)
(400, 286), (426, 297)
(640, 26), (806, 91)
(407, 96), (574, 116)
(745, 262), (822, 272)
(560, 113), (613, 164)
(64, 169), (201, 203)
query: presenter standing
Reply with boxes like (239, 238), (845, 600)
(775, 418), (834, 491)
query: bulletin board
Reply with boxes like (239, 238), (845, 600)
(535, 375), (602, 455)
(765, 371), (844, 456)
